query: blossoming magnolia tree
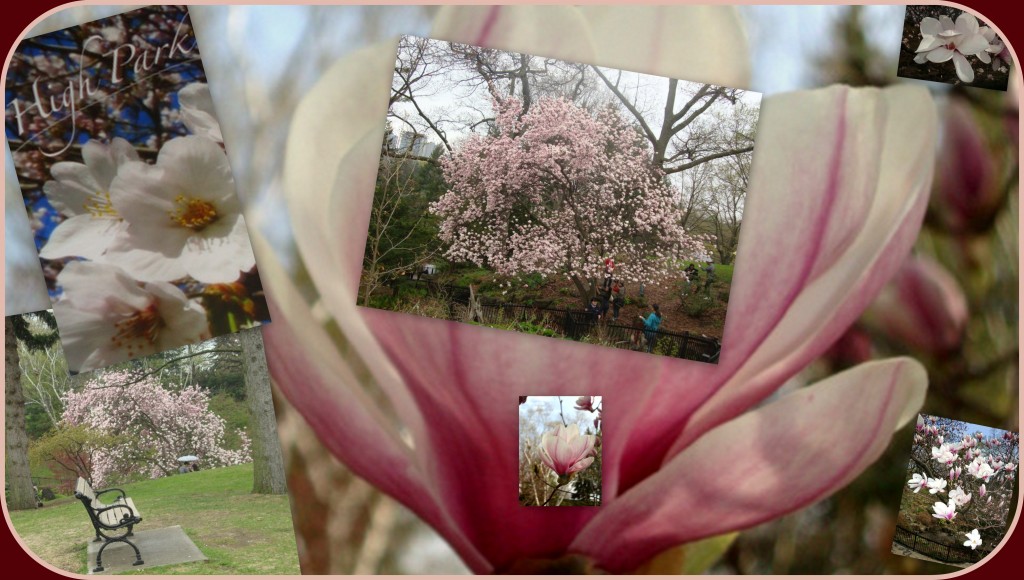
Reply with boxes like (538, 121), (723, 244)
(258, 5), (936, 574)
(62, 370), (251, 486)
(433, 97), (708, 302)
(899, 415), (1018, 559)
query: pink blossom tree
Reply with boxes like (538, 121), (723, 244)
(901, 415), (1018, 554)
(62, 370), (251, 486)
(432, 97), (709, 302)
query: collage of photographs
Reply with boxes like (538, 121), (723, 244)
(1, 2), (1021, 577)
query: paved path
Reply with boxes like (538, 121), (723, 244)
(891, 543), (972, 569)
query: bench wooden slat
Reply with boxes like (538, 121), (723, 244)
(98, 498), (141, 526)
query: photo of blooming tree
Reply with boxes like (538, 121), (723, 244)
(5, 5), (268, 374)
(891, 414), (1018, 566)
(897, 6), (1011, 90)
(359, 36), (760, 363)
(519, 396), (601, 507)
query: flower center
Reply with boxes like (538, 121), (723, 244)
(111, 303), (164, 357)
(170, 195), (219, 231)
(84, 191), (119, 219)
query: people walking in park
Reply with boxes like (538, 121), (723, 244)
(586, 296), (602, 322)
(684, 263), (699, 292)
(598, 284), (613, 319)
(611, 284), (625, 321)
(640, 304), (663, 353)
(702, 261), (716, 295)
(602, 258), (615, 291)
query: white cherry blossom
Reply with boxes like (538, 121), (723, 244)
(106, 135), (257, 283)
(40, 138), (138, 261)
(54, 261), (210, 373)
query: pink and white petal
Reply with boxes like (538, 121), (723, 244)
(915, 36), (944, 53)
(659, 85), (934, 470)
(977, 50), (992, 64)
(920, 17), (941, 37)
(955, 13), (980, 35)
(39, 215), (124, 261)
(147, 283), (210, 351)
(572, 358), (927, 573)
(952, 51), (975, 83)
(364, 307), (672, 568)
(253, 233), (490, 573)
(101, 241), (190, 283)
(177, 218), (257, 284)
(433, 5), (749, 88)
(926, 46), (956, 62)
(939, 15), (956, 32)
(56, 261), (152, 314)
(44, 162), (101, 215)
(178, 83), (224, 143)
(280, 41), (433, 455)
(155, 136), (237, 206)
(957, 33), (992, 57)
(914, 53), (929, 64)
(109, 161), (179, 228)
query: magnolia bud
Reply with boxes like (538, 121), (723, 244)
(931, 98), (1003, 234)
(865, 255), (968, 356)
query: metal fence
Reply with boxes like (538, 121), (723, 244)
(396, 278), (721, 363)
(892, 526), (984, 564)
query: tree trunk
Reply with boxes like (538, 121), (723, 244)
(239, 327), (288, 495)
(5, 317), (36, 510)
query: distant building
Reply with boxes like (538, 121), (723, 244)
(396, 130), (440, 158)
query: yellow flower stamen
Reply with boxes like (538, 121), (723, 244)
(84, 191), (119, 218)
(170, 195), (219, 231)
(110, 304), (164, 358)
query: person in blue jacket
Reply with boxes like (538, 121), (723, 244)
(639, 304), (663, 352)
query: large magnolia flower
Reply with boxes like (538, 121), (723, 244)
(915, 14), (991, 83)
(540, 424), (596, 477)
(256, 6), (935, 574)
(932, 500), (957, 520)
(178, 82), (224, 143)
(54, 261), (210, 373)
(107, 135), (257, 284)
(39, 137), (138, 261)
(908, 472), (928, 493)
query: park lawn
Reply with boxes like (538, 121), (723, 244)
(9, 464), (300, 575)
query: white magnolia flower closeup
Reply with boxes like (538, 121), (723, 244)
(925, 477), (947, 494)
(40, 137), (138, 261)
(931, 500), (957, 520)
(964, 529), (982, 550)
(178, 82), (224, 143)
(948, 486), (971, 506)
(931, 444), (957, 465)
(908, 473), (928, 493)
(107, 135), (257, 283)
(54, 261), (210, 373)
(979, 27), (1012, 72)
(914, 14), (991, 83)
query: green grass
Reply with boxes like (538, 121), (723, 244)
(9, 464), (299, 575)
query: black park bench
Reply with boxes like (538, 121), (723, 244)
(74, 477), (144, 572)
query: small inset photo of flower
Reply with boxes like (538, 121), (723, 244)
(897, 6), (1011, 91)
(891, 414), (1018, 568)
(519, 396), (601, 507)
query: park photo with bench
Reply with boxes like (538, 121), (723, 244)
(358, 36), (760, 363)
(4, 311), (298, 575)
